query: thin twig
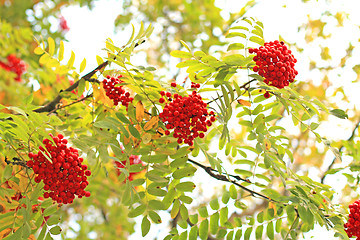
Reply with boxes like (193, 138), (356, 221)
(48, 93), (94, 114)
(187, 158), (273, 202)
(206, 79), (257, 105)
(320, 118), (360, 183)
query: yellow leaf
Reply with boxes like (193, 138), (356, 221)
(144, 116), (159, 131)
(93, 84), (114, 107)
(142, 133), (152, 144)
(7, 180), (21, 192)
(237, 99), (251, 107)
(19, 176), (28, 192)
(136, 101), (144, 123)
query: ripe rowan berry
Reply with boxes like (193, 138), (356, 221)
(0, 54), (26, 82)
(27, 134), (91, 204)
(158, 82), (216, 146)
(345, 200), (360, 239)
(102, 75), (133, 107)
(171, 82), (177, 87)
(249, 40), (298, 98)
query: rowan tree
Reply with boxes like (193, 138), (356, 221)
(1, 0), (360, 240)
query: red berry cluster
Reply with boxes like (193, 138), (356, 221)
(345, 200), (360, 239)
(0, 54), (26, 82)
(103, 75), (133, 107)
(249, 40), (298, 98)
(59, 16), (70, 31)
(158, 82), (216, 146)
(27, 134), (91, 204)
(115, 154), (143, 182)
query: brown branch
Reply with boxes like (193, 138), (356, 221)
(34, 70), (104, 113)
(320, 118), (360, 183)
(206, 79), (257, 105)
(48, 93), (94, 114)
(187, 158), (273, 202)
(34, 40), (145, 113)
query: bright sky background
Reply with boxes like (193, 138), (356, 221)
(55, 0), (360, 239)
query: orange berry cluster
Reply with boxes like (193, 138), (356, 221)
(27, 134), (91, 204)
(158, 82), (216, 146)
(249, 40), (298, 98)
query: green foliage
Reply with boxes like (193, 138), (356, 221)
(0, 1), (358, 240)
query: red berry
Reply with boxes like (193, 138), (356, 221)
(171, 82), (177, 87)
(85, 170), (91, 176)
(264, 91), (270, 99)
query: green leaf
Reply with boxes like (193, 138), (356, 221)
(229, 185), (237, 199)
(199, 219), (209, 240)
(149, 210), (162, 224)
(189, 226), (198, 240)
(180, 204), (189, 220)
(255, 225), (263, 239)
(173, 166), (197, 179)
(128, 125), (140, 139)
(198, 206), (208, 218)
(226, 32), (247, 38)
(244, 227), (252, 240)
(266, 221), (274, 240)
(141, 216), (151, 237)
(226, 231), (234, 240)
(128, 204), (146, 218)
(227, 43), (245, 51)
(49, 226), (61, 235)
(222, 191), (230, 204)
(330, 109), (348, 119)
(219, 207), (228, 226)
(210, 212), (219, 235)
(210, 199), (220, 210)
(43, 205), (58, 216)
(223, 54), (245, 66)
(249, 36), (264, 45)
(170, 50), (193, 58)
(171, 199), (180, 219)
(176, 181), (196, 192)
(116, 112), (131, 124)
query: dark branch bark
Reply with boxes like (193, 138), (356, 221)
(34, 40), (145, 113)
(187, 158), (273, 202)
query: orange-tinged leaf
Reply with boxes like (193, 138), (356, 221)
(93, 83), (114, 107)
(237, 99), (251, 107)
(136, 101), (145, 122)
(19, 175), (28, 192)
(264, 139), (271, 150)
(269, 201), (276, 215)
(144, 116), (159, 131)
(7, 180), (21, 192)
(0, 228), (12, 239)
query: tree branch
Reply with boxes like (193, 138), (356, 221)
(320, 118), (360, 183)
(187, 158), (273, 202)
(34, 40), (145, 113)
